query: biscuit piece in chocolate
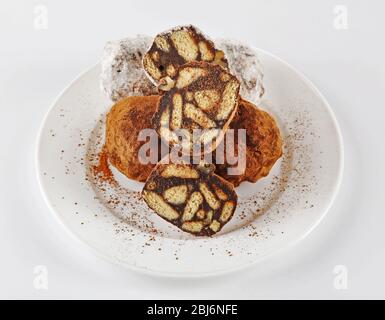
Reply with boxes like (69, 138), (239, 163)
(106, 95), (166, 182)
(142, 161), (237, 236)
(143, 25), (228, 84)
(214, 99), (282, 186)
(152, 61), (240, 154)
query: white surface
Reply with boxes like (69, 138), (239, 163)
(0, 0), (384, 298)
(36, 53), (342, 276)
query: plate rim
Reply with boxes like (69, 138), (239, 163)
(35, 47), (344, 278)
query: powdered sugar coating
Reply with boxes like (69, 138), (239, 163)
(100, 36), (264, 104)
(100, 35), (157, 102)
(217, 39), (265, 104)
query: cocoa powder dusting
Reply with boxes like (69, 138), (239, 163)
(92, 146), (115, 184)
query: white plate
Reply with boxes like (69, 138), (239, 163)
(36, 48), (343, 277)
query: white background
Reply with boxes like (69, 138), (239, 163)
(0, 0), (384, 299)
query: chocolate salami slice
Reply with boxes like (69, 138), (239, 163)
(142, 161), (237, 236)
(152, 61), (240, 155)
(143, 25), (228, 84)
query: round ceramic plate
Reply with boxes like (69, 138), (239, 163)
(36, 47), (343, 277)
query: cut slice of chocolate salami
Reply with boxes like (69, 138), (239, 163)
(143, 25), (228, 84)
(152, 61), (240, 154)
(142, 162), (237, 236)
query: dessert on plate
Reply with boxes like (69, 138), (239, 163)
(99, 25), (282, 236)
